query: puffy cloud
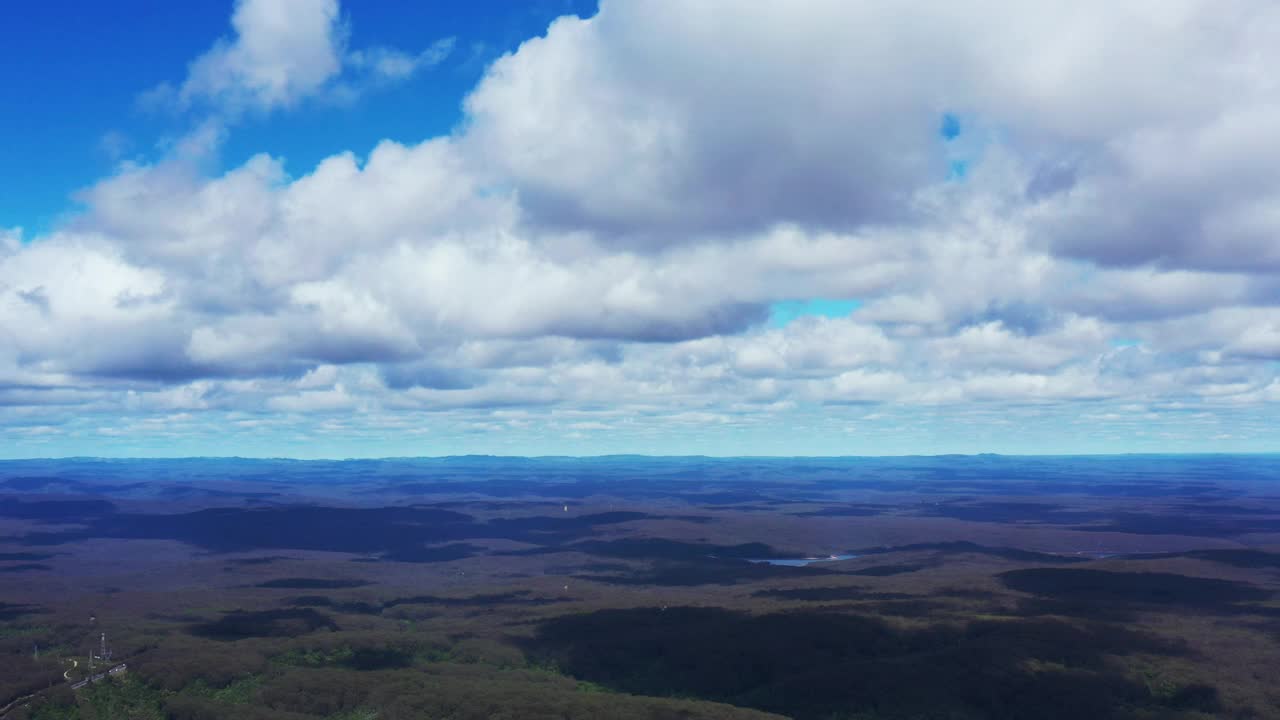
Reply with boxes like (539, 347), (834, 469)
(463, 0), (1280, 257)
(180, 0), (346, 111)
(464, 4), (947, 240)
(0, 233), (179, 379)
(1035, 102), (1280, 271)
(151, 0), (453, 115)
(925, 317), (1108, 373)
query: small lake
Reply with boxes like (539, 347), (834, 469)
(747, 554), (858, 567)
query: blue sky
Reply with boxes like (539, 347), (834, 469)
(1, 0), (595, 233)
(3, 0), (1279, 458)
(768, 299), (862, 328)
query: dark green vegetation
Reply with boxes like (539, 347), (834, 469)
(999, 568), (1272, 609)
(527, 607), (1215, 719)
(0, 564), (51, 573)
(253, 580), (372, 590)
(188, 609), (340, 641)
(3, 455), (1280, 719)
(848, 541), (1091, 564)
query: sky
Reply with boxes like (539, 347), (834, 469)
(2, 0), (1280, 458)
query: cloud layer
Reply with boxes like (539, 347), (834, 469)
(4, 0), (1280, 456)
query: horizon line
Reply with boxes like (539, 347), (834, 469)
(3, 452), (1278, 462)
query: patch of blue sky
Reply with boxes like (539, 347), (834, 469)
(939, 112), (962, 141)
(767, 298), (862, 328)
(937, 111), (998, 183)
(1110, 338), (1142, 348)
(938, 113), (971, 181)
